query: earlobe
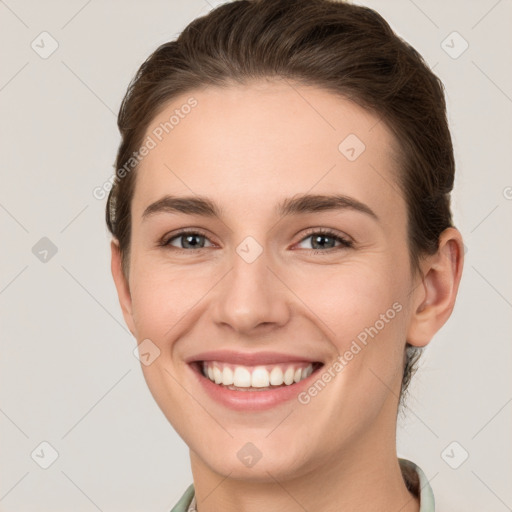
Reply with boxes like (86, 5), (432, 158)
(406, 227), (464, 347)
(110, 240), (136, 336)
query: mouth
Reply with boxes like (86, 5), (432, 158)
(194, 360), (323, 391)
(187, 353), (324, 410)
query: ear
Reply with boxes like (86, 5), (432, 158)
(110, 239), (136, 337)
(406, 227), (464, 347)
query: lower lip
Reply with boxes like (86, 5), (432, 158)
(189, 362), (322, 411)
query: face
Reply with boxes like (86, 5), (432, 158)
(112, 79), (427, 482)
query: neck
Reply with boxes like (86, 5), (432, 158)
(188, 405), (420, 512)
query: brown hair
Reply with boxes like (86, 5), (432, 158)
(106, 0), (455, 407)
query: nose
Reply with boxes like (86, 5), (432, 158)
(211, 246), (291, 336)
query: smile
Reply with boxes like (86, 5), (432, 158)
(187, 351), (325, 411)
(201, 361), (316, 390)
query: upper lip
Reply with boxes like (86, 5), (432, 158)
(186, 350), (322, 366)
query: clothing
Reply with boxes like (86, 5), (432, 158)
(170, 458), (435, 511)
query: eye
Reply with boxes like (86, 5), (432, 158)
(295, 228), (353, 253)
(160, 229), (214, 251)
(158, 228), (353, 253)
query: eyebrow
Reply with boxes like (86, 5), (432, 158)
(141, 193), (379, 222)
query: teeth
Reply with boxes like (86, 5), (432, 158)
(233, 366), (251, 387)
(269, 367), (284, 386)
(213, 366), (222, 384)
(251, 367), (270, 388)
(222, 366), (234, 385)
(201, 361), (315, 389)
(284, 367), (295, 385)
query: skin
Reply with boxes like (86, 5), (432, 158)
(110, 79), (464, 511)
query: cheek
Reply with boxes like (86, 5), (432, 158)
(289, 259), (405, 339)
(130, 277), (195, 344)
(128, 244), (215, 334)
(287, 260), (409, 394)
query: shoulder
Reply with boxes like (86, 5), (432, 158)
(399, 458), (435, 512)
(169, 484), (195, 512)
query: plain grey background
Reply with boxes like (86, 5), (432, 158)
(1, 0), (511, 510)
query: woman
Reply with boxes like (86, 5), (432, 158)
(107, 0), (464, 510)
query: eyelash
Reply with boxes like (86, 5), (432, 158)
(297, 228), (354, 253)
(159, 228), (354, 255)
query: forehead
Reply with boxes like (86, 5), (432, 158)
(132, 80), (404, 224)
